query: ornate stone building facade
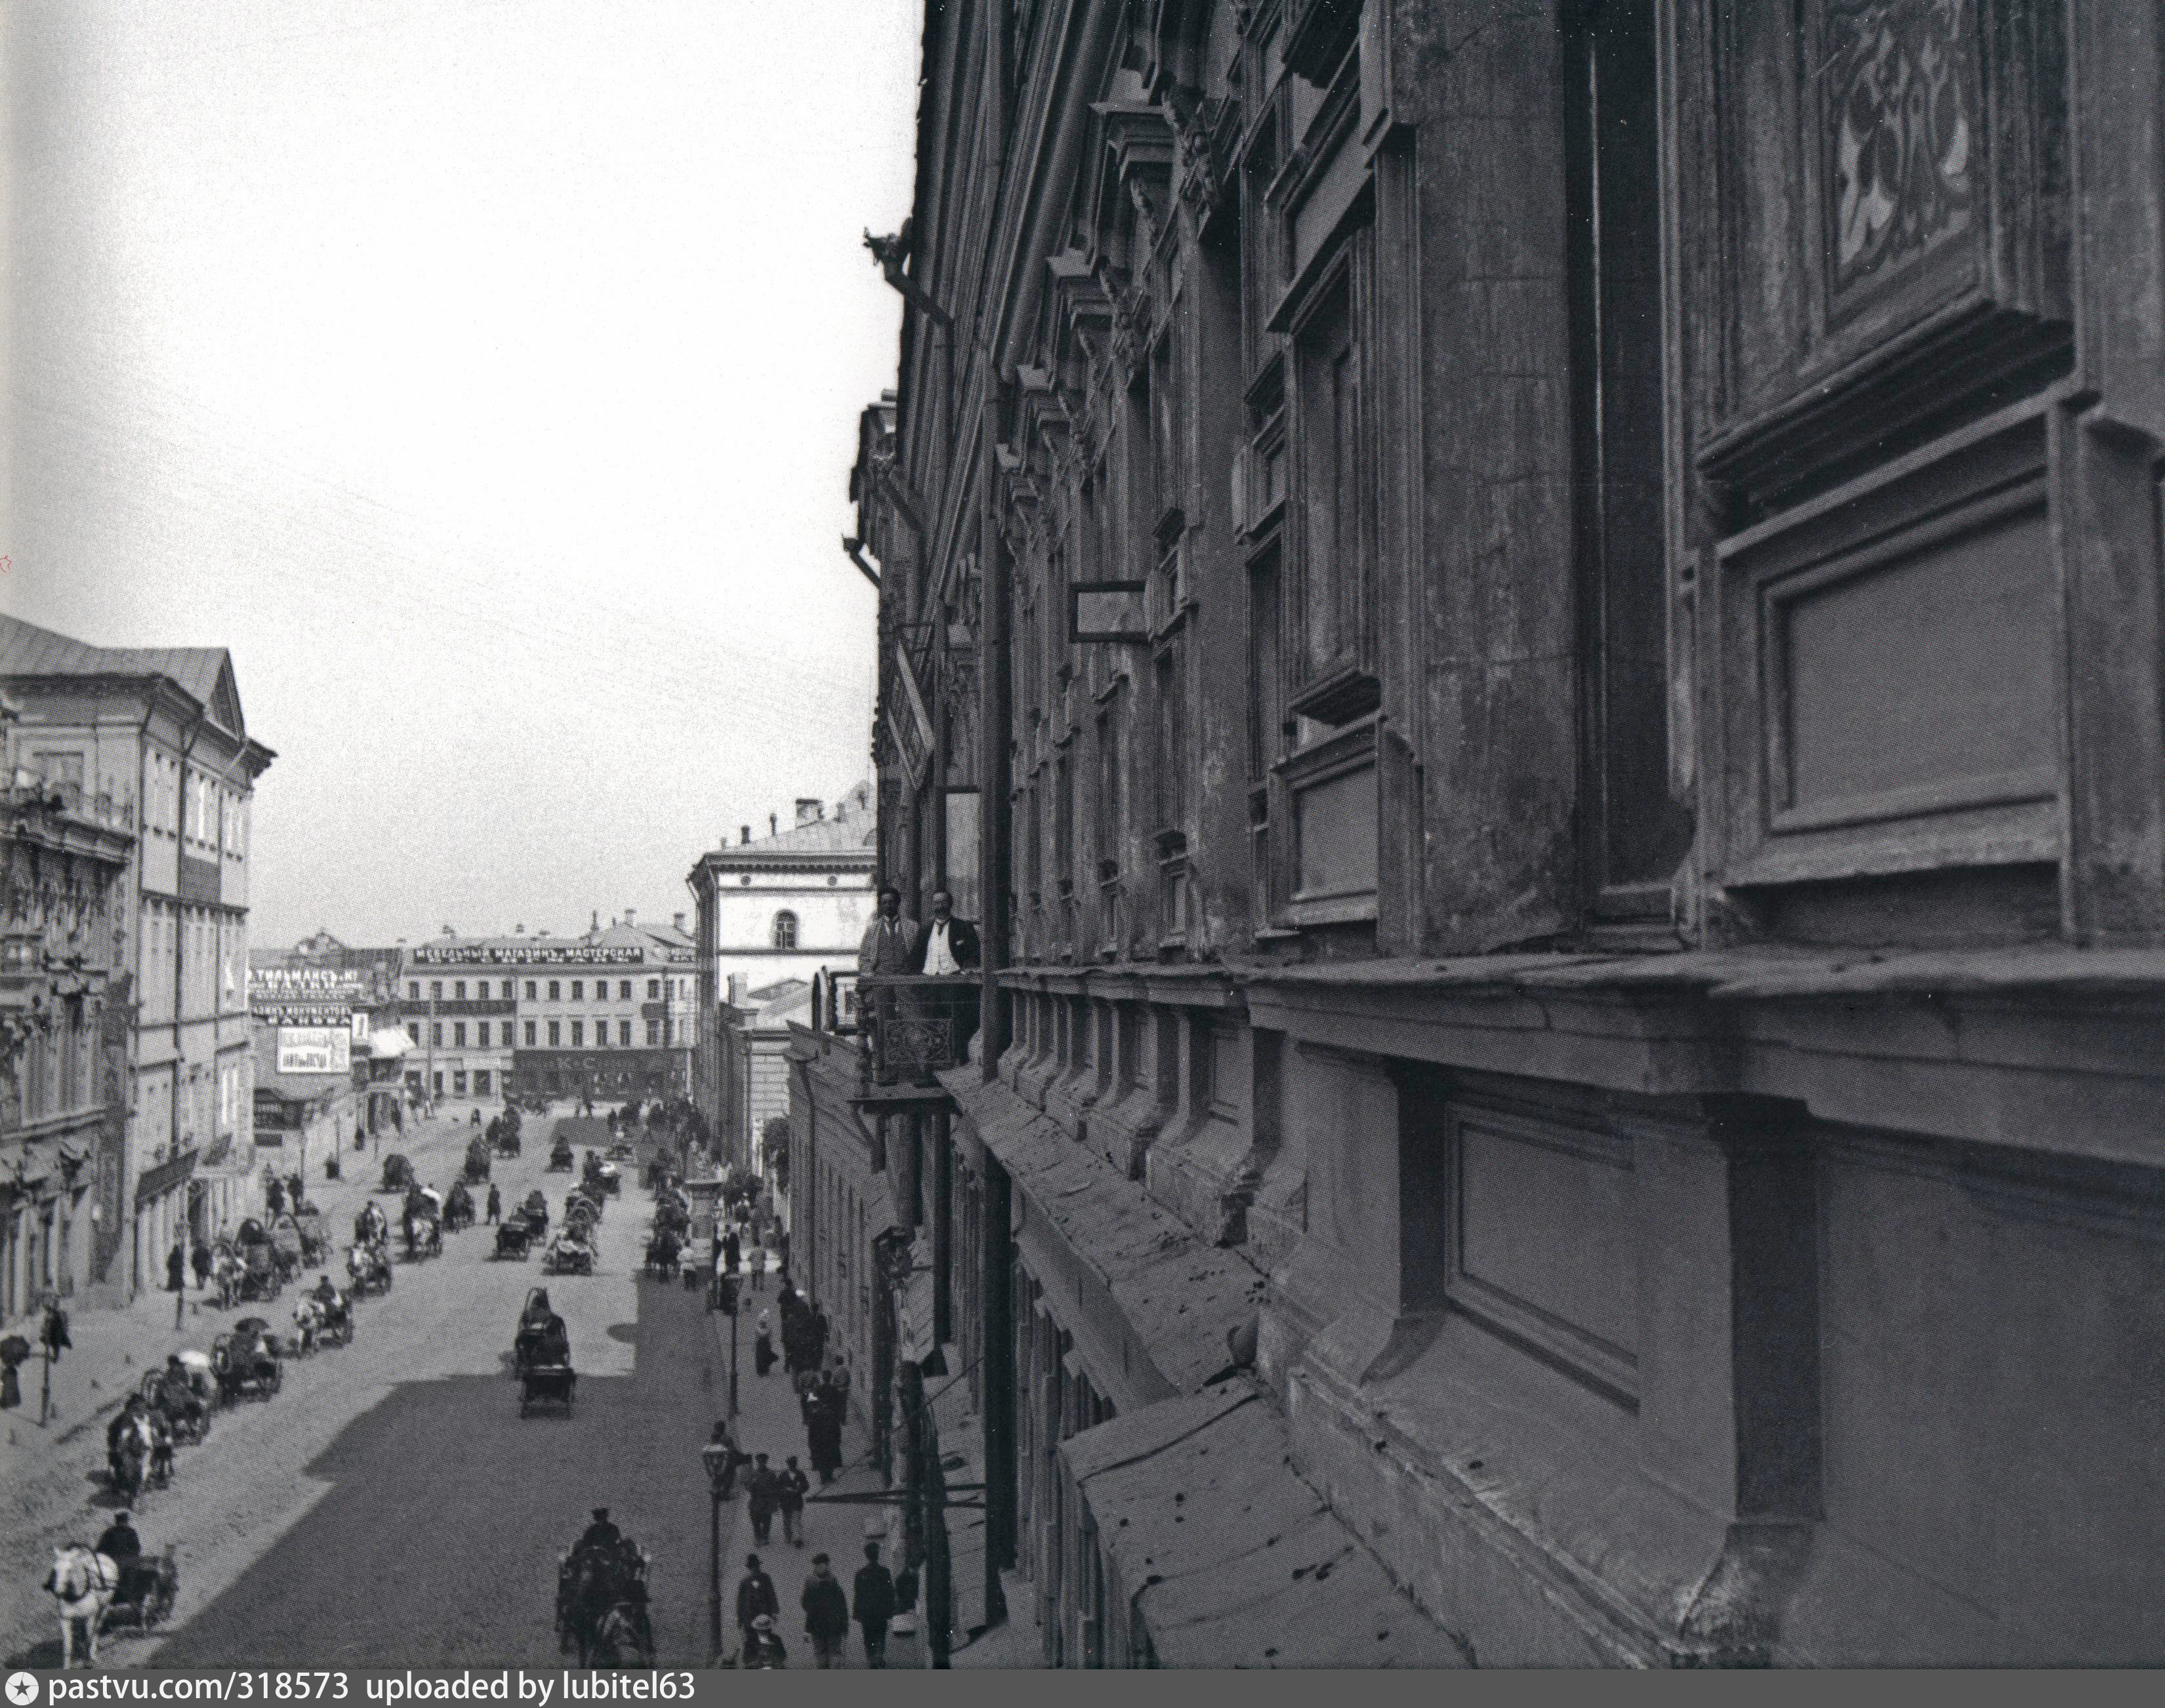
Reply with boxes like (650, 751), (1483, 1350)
(792, 0), (2165, 1669)
(0, 701), (134, 1321)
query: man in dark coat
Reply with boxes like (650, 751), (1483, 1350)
(912, 888), (981, 1062)
(777, 1455), (810, 1546)
(95, 1511), (142, 1564)
(745, 1453), (779, 1545)
(852, 1541), (896, 1668)
(800, 1555), (850, 1669)
(808, 1383), (846, 1484)
(486, 1183), (501, 1224)
(722, 1227), (741, 1275)
(574, 1508), (621, 1560)
(734, 1553), (779, 1656)
(166, 1242), (186, 1293)
(191, 1241), (213, 1291)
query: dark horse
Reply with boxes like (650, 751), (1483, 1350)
(556, 1544), (653, 1667)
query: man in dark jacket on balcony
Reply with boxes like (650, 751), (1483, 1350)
(911, 888), (980, 1062)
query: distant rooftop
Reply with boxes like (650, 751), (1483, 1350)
(701, 781), (876, 863)
(0, 612), (264, 751)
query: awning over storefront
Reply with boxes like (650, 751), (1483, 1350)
(1060, 1381), (1466, 1669)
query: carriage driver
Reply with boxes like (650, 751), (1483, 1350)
(574, 1508), (622, 1562)
(94, 1511), (141, 1565)
(156, 1355), (207, 1433)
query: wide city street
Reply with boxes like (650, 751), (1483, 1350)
(5, 1106), (880, 1672)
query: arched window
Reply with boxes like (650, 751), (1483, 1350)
(772, 911), (799, 950)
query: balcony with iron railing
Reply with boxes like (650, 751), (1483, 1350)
(808, 969), (978, 1105)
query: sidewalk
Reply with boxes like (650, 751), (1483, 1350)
(702, 1287), (896, 1669)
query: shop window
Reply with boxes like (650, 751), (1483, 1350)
(452, 1072), (467, 1096)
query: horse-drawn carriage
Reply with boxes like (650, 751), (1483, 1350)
(547, 1135), (576, 1172)
(138, 1358), (215, 1445)
(463, 1135), (492, 1184)
(381, 1152), (416, 1193)
(643, 1227), (682, 1282)
(543, 1228), (595, 1276)
(513, 1288), (566, 1372)
(402, 1188), (443, 1260)
(211, 1320), (282, 1402)
(556, 1538), (653, 1665)
(493, 1213), (535, 1259)
(230, 1220), (283, 1302)
(347, 1239), (394, 1296)
(267, 1215), (307, 1285)
(43, 1543), (179, 1668)
(520, 1360), (575, 1417)
(490, 1108), (524, 1157)
(291, 1210), (332, 1268)
(293, 1280), (354, 1352)
(522, 1190), (550, 1233)
(583, 1153), (622, 1198)
(443, 1180), (477, 1230)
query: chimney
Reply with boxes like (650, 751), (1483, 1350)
(625, 908), (636, 927)
(672, 912), (686, 932)
(795, 798), (822, 825)
(740, 825), (751, 844)
(770, 812), (778, 836)
(590, 909), (600, 932)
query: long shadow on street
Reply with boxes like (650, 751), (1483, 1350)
(147, 1272), (726, 1670)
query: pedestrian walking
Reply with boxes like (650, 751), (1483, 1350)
(734, 1553), (779, 1656)
(191, 1242), (213, 1291)
(829, 1355), (852, 1403)
(710, 1419), (743, 1498)
(793, 1364), (819, 1422)
(485, 1183), (501, 1224)
(41, 1299), (70, 1365)
(749, 1244), (767, 1291)
(741, 1614), (787, 1669)
(722, 1228), (741, 1275)
(800, 1555), (850, 1669)
(853, 1541), (896, 1669)
(754, 1310), (775, 1377)
(287, 1173), (305, 1211)
(808, 1384), (845, 1486)
(166, 1241), (186, 1294)
(779, 1455), (810, 1545)
(745, 1453), (780, 1545)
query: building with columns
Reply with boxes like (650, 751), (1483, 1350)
(1, 614), (274, 1298)
(788, 0), (2165, 1669)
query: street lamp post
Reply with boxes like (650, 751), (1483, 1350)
(700, 1439), (731, 1664)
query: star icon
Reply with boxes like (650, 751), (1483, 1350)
(7, 1671), (41, 1705)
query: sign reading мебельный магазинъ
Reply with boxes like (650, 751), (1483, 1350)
(277, 1027), (352, 1075)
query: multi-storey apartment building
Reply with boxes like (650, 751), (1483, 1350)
(0, 697), (134, 1322)
(0, 614), (274, 1295)
(402, 915), (696, 1106)
(791, 0), (2165, 1669)
(687, 788), (875, 1160)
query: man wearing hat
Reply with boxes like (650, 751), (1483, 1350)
(800, 1554), (850, 1669)
(95, 1510), (142, 1565)
(741, 1614), (787, 1669)
(574, 1507), (622, 1562)
(734, 1552), (779, 1657)
(745, 1453), (780, 1545)
(853, 1539), (897, 1668)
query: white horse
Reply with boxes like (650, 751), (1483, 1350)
(108, 1411), (156, 1497)
(292, 1297), (322, 1354)
(43, 1545), (119, 1667)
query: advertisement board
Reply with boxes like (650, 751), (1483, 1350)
(277, 1027), (352, 1075)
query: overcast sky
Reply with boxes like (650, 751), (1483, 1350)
(3, 0), (914, 948)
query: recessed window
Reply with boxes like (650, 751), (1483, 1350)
(772, 911), (799, 950)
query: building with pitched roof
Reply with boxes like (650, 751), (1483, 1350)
(685, 785), (875, 1161)
(0, 613), (274, 1298)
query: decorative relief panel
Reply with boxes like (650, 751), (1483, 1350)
(1821, 0), (1977, 307)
